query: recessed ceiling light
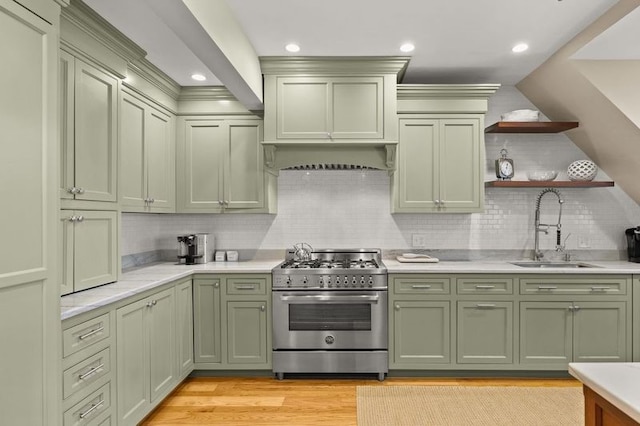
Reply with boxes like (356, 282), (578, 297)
(400, 43), (415, 53)
(191, 73), (206, 81)
(512, 43), (529, 53)
(285, 43), (300, 53)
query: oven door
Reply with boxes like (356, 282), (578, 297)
(272, 290), (387, 350)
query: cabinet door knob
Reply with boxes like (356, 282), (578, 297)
(218, 200), (224, 206)
(68, 187), (78, 194)
(76, 187), (85, 194)
(260, 305), (266, 312)
(149, 198), (155, 203)
(146, 302), (153, 308)
(152, 300), (157, 306)
(214, 282), (219, 288)
(395, 304), (400, 310)
(76, 215), (84, 222)
(68, 216), (77, 222)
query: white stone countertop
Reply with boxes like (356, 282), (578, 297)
(569, 362), (640, 423)
(61, 260), (281, 321)
(383, 259), (640, 274)
(61, 259), (640, 321)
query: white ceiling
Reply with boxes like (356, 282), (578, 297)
(84, 0), (622, 89)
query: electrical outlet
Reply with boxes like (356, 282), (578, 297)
(412, 234), (428, 248)
(578, 235), (590, 248)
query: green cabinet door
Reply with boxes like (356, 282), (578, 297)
(393, 116), (483, 213)
(193, 278), (222, 364)
(572, 301), (628, 362)
(116, 297), (149, 425)
(73, 59), (118, 202)
(438, 118), (481, 211)
(121, 92), (175, 212)
(457, 301), (513, 364)
(177, 119), (225, 212)
(225, 300), (269, 365)
(177, 118), (269, 213)
(390, 300), (451, 367)
(72, 210), (118, 292)
(1, 1), (60, 423)
(176, 279), (194, 377)
(226, 120), (265, 209)
(147, 288), (176, 403)
(395, 118), (439, 211)
(519, 302), (572, 366)
(145, 107), (174, 212)
(59, 49), (75, 200)
(275, 76), (384, 140)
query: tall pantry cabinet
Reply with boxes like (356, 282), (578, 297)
(0, 0), (61, 424)
(58, 11), (121, 295)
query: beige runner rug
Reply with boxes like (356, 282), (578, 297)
(357, 385), (583, 426)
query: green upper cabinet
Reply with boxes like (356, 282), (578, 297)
(176, 117), (275, 213)
(261, 57), (408, 145)
(59, 50), (118, 205)
(392, 116), (482, 213)
(274, 76), (384, 140)
(120, 90), (175, 213)
(393, 84), (500, 213)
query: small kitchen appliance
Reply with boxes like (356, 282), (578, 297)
(271, 248), (388, 381)
(177, 233), (211, 264)
(625, 227), (640, 263)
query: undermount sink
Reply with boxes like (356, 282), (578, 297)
(510, 261), (600, 269)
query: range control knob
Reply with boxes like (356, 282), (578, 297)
(368, 276), (374, 288)
(327, 277), (333, 288)
(302, 276), (308, 285)
(318, 277), (324, 288)
(286, 277), (292, 287)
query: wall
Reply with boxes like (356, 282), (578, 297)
(122, 85), (640, 264)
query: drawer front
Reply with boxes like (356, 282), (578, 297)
(63, 348), (111, 399)
(63, 313), (110, 358)
(520, 277), (628, 296)
(392, 276), (451, 295)
(226, 277), (268, 295)
(64, 382), (111, 426)
(457, 277), (513, 295)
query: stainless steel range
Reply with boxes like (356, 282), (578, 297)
(272, 248), (388, 381)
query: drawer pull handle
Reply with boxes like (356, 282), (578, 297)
(591, 286), (611, 291)
(79, 400), (104, 419)
(475, 303), (496, 308)
(537, 286), (557, 290)
(78, 363), (104, 380)
(78, 326), (104, 341)
(475, 285), (495, 289)
(236, 285), (256, 290)
(411, 285), (432, 289)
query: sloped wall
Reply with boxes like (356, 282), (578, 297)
(517, 0), (640, 204)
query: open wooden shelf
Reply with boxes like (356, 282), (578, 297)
(485, 180), (614, 188)
(485, 121), (579, 133)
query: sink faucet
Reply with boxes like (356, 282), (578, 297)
(534, 188), (564, 261)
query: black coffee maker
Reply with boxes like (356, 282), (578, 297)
(625, 227), (640, 263)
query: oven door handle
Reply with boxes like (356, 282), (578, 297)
(279, 294), (380, 304)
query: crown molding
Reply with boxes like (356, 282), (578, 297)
(178, 86), (238, 101)
(260, 56), (410, 79)
(397, 84), (501, 99)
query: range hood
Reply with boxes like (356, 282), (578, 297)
(262, 142), (397, 171)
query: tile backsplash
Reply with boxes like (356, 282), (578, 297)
(121, 85), (640, 262)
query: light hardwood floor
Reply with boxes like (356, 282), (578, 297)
(141, 376), (580, 425)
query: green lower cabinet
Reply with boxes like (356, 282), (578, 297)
(457, 301), (513, 364)
(116, 287), (176, 426)
(176, 279), (194, 377)
(193, 275), (272, 370)
(193, 278), (222, 364)
(520, 301), (628, 368)
(225, 300), (269, 365)
(390, 300), (451, 367)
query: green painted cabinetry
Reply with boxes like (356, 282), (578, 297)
(193, 274), (272, 370)
(176, 117), (275, 213)
(519, 275), (631, 369)
(392, 116), (483, 213)
(457, 301), (513, 364)
(120, 90), (175, 213)
(59, 49), (118, 205)
(116, 287), (176, 426)
(0, 3), (60, 422)
(389, 273), (632, 371)
(261, 58), (407, 145)
(389, 275), (452, 368)
(59, 210), (118, 295)
(176, 279), (194, 378)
